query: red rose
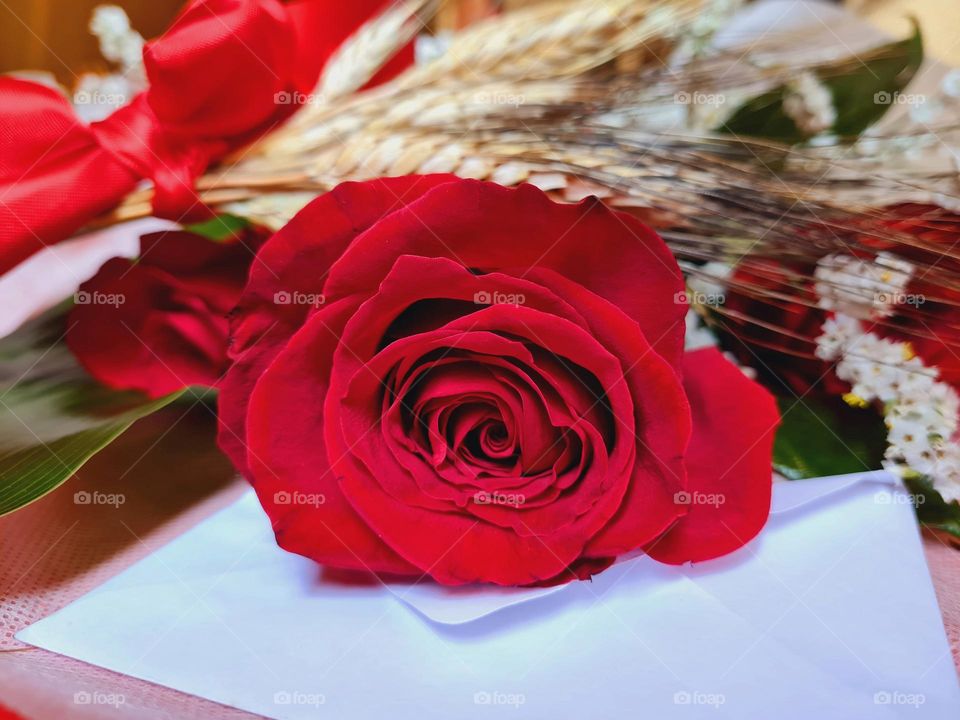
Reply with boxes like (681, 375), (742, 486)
(218, 177), (779, 586)
(866, 204), (960, 388)
(722, 258), (849, 397)
(67, 229), (265, 398)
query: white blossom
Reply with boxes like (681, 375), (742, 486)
(74, 6), (146, 120)
(815, 309), (960, 500)
(814, 251), (914, 319)
(815, 314), (860, 360)
(90, 5), (144, 75)
(782, 71), (836, 136)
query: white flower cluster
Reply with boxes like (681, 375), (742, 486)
(73, 6), (146, 122)
(782, 71), (837, 136)
(89, 5), (144, 75)
(816, 314), (960, 501)
(814, 251), (914, 319)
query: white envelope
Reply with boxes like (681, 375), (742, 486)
(17, 472), (960, 719)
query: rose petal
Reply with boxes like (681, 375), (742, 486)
(519, 267), (692, 557)
(322, 181), (687, 368)
(218, 175), (458, 474)
(645, 348), (779, 564)
(245, 296), (419, 575)
(67, 258), (229, 396)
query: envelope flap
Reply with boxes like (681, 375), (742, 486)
(397, 471), (902, 624)
(389, 582), (565, 624)
(770, 470), (897, 514)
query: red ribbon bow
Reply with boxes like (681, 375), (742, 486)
(0, 0), (410, 275)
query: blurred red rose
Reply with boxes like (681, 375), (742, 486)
(67, 228), (266, 398)
(721, 258), (848, 397)
(867, 204), (960, 388)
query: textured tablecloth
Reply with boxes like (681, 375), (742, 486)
(0, 407), (261, 719)
(0, 404), (958, 720)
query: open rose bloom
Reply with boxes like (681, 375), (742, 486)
(219, 176), (779, 586)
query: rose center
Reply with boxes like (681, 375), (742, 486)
(444, 404), (518, 470)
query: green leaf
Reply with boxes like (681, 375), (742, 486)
(905, 475), (960, 540)
(183, 214), (250, 242)
(773, 396), (887, 480)
(719, 23), (923, 143)
(0, 310), (186, 516)
(717, 87), (809, 145)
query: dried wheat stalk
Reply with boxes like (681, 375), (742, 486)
(253, 0), (710, 157)
(109, 0), (724, 218)
(97, 0), (960, 356)
(315, 0), (440, 103)
(393, 0), (690, 86)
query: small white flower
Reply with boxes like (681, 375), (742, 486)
(816, 315), (861, 360)
(89, 5), (145, 79)
(782, 71), (836, 136)
(814, 252), (914, 319)
(931, 450), (960, 502)
(816, 305), (960, 499)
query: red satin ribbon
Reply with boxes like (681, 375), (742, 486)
(0, 0), (411, 275)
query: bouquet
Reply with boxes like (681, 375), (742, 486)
(3, 0), (960, 589)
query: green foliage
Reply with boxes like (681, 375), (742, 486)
(719, 24), (923, 144)
(905, 475), (960, 540)
(773, 396), (887, 480)
(0, 310), (186, 515)
(184, 214), (251, 242)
